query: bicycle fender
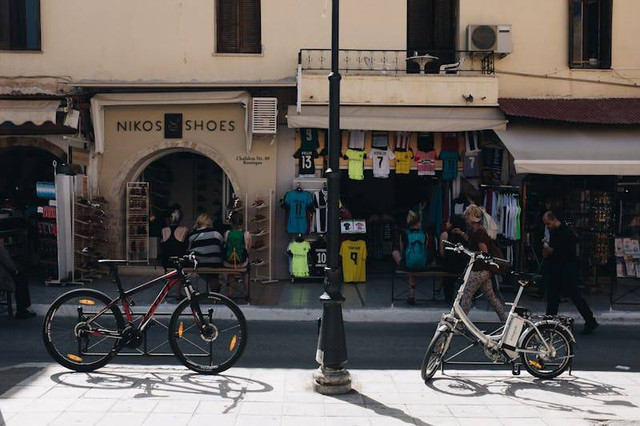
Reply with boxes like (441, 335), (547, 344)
(517, 320), (576, 349)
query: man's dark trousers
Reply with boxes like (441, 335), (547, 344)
(545, 264), (595, 324)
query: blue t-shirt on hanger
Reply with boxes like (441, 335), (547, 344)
(440, 150), (459, 181)
(283, 190), (313, 234)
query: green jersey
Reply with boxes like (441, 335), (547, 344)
(288, 240), (311, 277)
(345, 149), (366, 180)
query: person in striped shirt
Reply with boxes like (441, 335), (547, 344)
(188, 213), (224, 292)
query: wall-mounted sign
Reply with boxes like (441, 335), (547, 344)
(115, 113), (237, 136)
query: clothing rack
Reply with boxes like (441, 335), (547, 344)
(480, 184), (521, 193)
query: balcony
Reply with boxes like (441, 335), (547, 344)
(297, 49), (499, 107)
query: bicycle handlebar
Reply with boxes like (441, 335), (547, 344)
(168, 253), (199, 270)
(443, 240), (509, 268)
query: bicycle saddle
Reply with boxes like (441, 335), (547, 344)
(511, 271), (542, 286)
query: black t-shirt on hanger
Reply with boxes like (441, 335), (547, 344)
(294, 149), (319, 175)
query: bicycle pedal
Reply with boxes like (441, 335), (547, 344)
(512, 364), (521, 376)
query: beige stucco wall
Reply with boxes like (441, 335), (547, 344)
(2, 1), (639, 99)
(99, 103), (278, 257)
(0, 0), (405, 84)
(460, 0), (640, 98)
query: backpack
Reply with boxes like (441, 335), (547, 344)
(224, 230), (247, 266)
(404, 229), (428, 270)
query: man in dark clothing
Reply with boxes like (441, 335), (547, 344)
(0, 243), (35, 319)
(542, 211), (598, 334)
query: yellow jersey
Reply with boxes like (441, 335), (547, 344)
(394, 150), (414, 174)
(340, 239), (367, 282)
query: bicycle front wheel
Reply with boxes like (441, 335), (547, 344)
(42, 289), (125, 372)
(168, 293), (247, 375)
(421, 329), (450, 382)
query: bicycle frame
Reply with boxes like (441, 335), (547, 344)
(82, 264), (197, 339)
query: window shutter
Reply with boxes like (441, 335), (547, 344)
(599, 0), (612, 69)
(433, 0), (455, 51)
(240, 0), (261, 53)
(217, 0), (239, 53)
(407, 0), (432, 52)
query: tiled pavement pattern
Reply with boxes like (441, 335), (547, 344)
(1, 364), (639, 425)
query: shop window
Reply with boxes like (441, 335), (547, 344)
(0, 0), (40, 51)
(569, 0), (612, 69)
(407, 0), (458, 73)
(216, 0), (261, 54)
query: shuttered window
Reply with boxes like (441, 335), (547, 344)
(569, 0), (612, 69)
(407, 0), (457, 72)
(216, 0), (261, 54)
(0, 0), (41, 51)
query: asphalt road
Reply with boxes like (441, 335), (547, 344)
(1, 317), (639, 373)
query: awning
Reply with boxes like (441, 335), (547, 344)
(495, 123), (640, 175)
(90, 91), (252, 154)
(287, 105), (507, 132)
(0, 100), (59, 126)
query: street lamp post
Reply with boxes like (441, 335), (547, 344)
(313, 0), (351, 395)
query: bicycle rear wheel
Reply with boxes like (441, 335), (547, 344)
(168, 293), (247, 375)
(421, 329), (450, 382)
(520, 324), (573, 379)
(42, 289), (124, 372)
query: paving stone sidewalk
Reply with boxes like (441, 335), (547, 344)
(1, 363), (639, 426)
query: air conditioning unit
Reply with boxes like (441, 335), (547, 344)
(251, 97), (278, 134)
(467, 24), (512, 56)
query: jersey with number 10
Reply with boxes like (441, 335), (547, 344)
(340, 239), (367, 282)
(283, 190), (313, 234)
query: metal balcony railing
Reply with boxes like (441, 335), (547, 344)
(298, 49), (495, 75)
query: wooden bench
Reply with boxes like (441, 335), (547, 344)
(183, 267), (250, 302)
(391, 268), (459, 306)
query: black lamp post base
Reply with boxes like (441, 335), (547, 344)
(313, 366), (352, 395)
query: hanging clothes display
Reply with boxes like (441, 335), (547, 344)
(371, 132), (389, 149)
(293, 148), (319, 176)
(370, 148), (395, 178)
(414, 150), (436, 176)
(344, 149), (366, 180)
(310, 237), (328, 276)
(394, 149), (414, 174)
(463, 151), (481, 178)
(417, 132), (434, 152)
(288, 239), (311, 277)
(439, 150), (459, 181)
(300, 128), (320, 150)
(395, 131), (410, 151)
(348, 130), (365, 150)
(281, 188), (314, 234)
(340, 239), (367, 282)
(313, 189), (328, 233)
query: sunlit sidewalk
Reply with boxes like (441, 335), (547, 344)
(1, 363), (640, 425)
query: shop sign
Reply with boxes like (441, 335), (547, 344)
(115, 113), (237, 139)
(235, 155), (270, 166)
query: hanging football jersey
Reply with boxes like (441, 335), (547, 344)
(395, 131), (410, 151)
(288, 240), (311, 277)
(294, 149), (319, 175)
(313, 189), (328, 233)
(348, 130), (365, 150)
(282, 190), (314, 234)
(371, 132), (389, 149)
(310, 238), (328, 276)
(345, 149), (366, 180)
(370, 148), (395, 178)
(394, 150), (414, 174)
(414, 150), (436, 176)
(439, 151), (459, 181)
(441, 132), (459, 152)
(417, 132), (435, 152)
(463, 151), (481, 178)
(340, 239), (367, 282)
(300, 128), (320, 150)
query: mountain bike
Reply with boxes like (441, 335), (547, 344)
(42, 254), (247, 375)
(421, 241), (575, 381)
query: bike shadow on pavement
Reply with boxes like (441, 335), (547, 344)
(49, 368), (273, 413)
(424, 372), (637, 419)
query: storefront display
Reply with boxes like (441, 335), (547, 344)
(340, 238), (367, 283)
(611, 180), (640, 306)
(126, 182), (149, 262)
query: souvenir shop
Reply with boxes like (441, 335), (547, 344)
(280, 126), (524, 283)
(497, 121), (640, 299)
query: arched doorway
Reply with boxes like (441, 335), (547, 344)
(128, 151), (237, 263)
